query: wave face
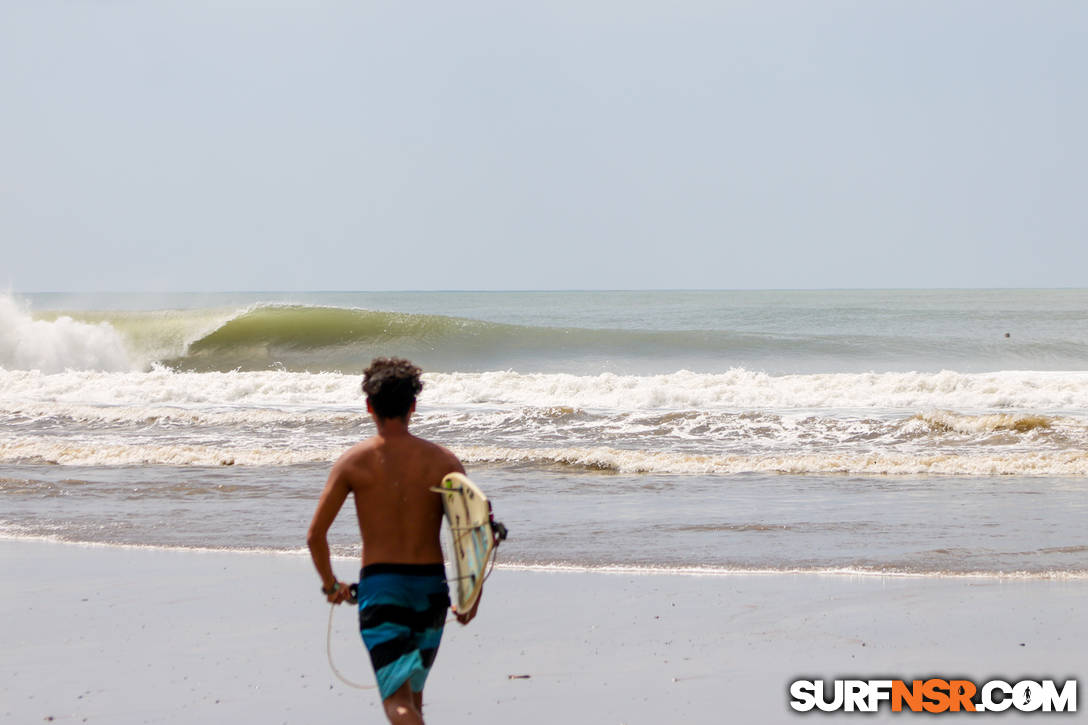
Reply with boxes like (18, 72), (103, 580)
(171, 305), (534, 372)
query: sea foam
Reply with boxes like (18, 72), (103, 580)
(4, 367), (1088, 415)
(5, 434), (1088, 475)
(0, 296), (131, 373)
(426, 369), (1088, 411)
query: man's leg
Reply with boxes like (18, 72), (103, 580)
(382, 681), (423, 725)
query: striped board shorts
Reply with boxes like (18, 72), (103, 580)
(357, 563), (451, 700)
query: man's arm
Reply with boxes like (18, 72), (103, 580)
(307, 461), (352, 603)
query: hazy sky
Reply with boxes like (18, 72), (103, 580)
(2, 1), (1086, 291)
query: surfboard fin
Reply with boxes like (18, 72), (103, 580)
(487, 500), (509, 542)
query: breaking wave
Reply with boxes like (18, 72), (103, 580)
(0, 296), (132, 373)
(11, 301), (794, 373)
(6, 296), (1088, 374)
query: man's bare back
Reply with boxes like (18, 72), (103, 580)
(337, 427), (464, 566)
(307, 407), (465, 593)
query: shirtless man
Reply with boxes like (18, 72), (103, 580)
(308, 357), (477, 725)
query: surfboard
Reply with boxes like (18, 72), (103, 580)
(431, 472), (507, 615)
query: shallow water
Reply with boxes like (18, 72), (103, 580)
(3, 462), (1085, 577)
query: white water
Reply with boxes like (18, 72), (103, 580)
(0, 296), (131, 373)
(4, 367), (1088, 415)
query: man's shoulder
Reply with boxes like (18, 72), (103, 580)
(336, 434), (456, 461)
(411, 434), (454, 454)
(413, 435), (462, 465)
(334, 437), (382, 467)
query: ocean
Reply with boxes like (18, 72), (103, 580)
(2, 290), (1086, 578)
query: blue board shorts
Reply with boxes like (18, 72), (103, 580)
(357, 563), (451, 700)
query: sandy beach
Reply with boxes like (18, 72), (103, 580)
(2, 538), (1083, 724)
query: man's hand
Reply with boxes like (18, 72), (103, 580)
(325, 581), (354, 605)
(452, 588), (482, 625)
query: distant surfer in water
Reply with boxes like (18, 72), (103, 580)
(308, 357), (476, 724)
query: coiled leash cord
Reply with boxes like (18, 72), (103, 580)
(326, 584), (375, 690)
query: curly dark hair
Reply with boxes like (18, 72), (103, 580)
(362, 357), (423, 420)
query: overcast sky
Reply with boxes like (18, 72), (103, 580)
(2, 1), (1086, 291)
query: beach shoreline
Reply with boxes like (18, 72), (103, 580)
(3, 539), (1082, 723)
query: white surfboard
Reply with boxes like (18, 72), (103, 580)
(432, 473), (507, 615)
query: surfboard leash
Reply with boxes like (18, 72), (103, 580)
(326, 584), (376, 691)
